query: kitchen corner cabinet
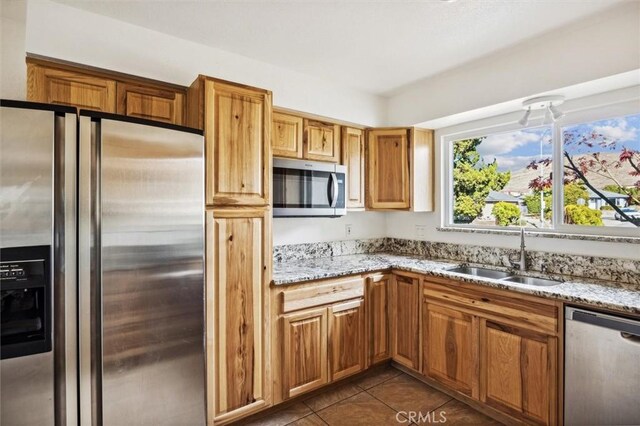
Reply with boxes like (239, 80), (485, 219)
(328, 299), (365, 381)
(391, 273), (420, 370)
(27, 62), (116, 113)
(187, 76), (272, 207)
(116, 82), (185, 125)
(272, 112), (303, 159)
(303, 119), (340, 163)
(366, 127), (434, 211)
(206, 208), (271, 424)
(365, 274), (391, 365)
(342, 127), (365, 210)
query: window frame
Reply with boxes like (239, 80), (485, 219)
(443, 100), (640, 238)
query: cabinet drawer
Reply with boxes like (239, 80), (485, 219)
(280, 277), (365, 314)
(423, 278), (559, 335)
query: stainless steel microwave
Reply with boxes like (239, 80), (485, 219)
(273, 158), (347, 217)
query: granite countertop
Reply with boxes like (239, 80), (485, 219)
(272, 253), (640, 315)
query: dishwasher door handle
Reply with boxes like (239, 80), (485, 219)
(621, 332), (640, 344)
(568, 307), (640, 336)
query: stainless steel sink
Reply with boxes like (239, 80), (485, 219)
(446, 265), (562, 286)
(501, 275), (562, 286)
(446, 266), (512, 280)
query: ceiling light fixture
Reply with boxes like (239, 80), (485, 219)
(519, 95), (565, 126)
(518, 107), (531, 127)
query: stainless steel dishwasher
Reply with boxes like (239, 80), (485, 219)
(565, 307), (640, 425)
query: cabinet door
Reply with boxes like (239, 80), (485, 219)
(272, 112), (303, 159)
(329, 299), (365, 381)
(282, 307), (328, 399)
(423, 303), (478, 398)
(304, 119), (340, 162)
(366, 274), (391, 365)
(481, 320), (557, 426)
(206, 208), (270, 422)
(342, 127), (365, 210)
(367, 129), (410, 209)
(27, 63), (116, 112)
(391, 273), (420, 369)
(205, 80), (271, 206)
(116, 83), (185, 125)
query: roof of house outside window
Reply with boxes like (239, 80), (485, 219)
(485, 190), (521, 203)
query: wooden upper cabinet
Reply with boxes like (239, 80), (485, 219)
(423, 303), (478, 398)
(206, 208), (270, 422)
(116, 82), (185, 125)
(366, 274), (391, 365)
(481, 320), (557, 426)
(367, 129), (410, 209)
(282, 307), (328, 399)
(304, 119), (340, 163)
(272, 112), (303, 159)
(342, 127), (365, 210)
(188, 76), (272, 207)
(391, 273), (420, 370)
(328, 299), (365, 381)
(366, 127), (434, 211)
(27, 63), (116, 112)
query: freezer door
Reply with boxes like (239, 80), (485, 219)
(79, 116), (205, 425)
(1, 102), (77, 426)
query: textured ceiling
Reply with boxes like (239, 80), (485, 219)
(53, 0), (626, 95)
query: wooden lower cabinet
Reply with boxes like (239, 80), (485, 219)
(480, 320), (557, 425)
(328, 299), (365, 381)
(282, 307), (328, 398)
(366, 274), (391, 365)
(391, 273), (420, 369)
(206, 208), (270, 424)
(423, 303), (478, 398)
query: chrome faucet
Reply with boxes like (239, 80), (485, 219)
(510, 228), (526, 272)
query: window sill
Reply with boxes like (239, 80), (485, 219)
(436, 226), (640, 244)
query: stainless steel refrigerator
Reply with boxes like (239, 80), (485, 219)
(1, 100), (206, 425)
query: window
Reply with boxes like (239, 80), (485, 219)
(447, 111), (640, 234)
(561, 114), (640, 228)
(451, 126), (552, 228)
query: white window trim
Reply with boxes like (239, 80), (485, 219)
(442, 99), (640, 238)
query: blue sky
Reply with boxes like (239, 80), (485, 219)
(471, 113), (640, 172)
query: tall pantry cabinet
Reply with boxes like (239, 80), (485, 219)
(187, 76), (273, 425)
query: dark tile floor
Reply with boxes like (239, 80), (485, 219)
(241, 365), (503, 426)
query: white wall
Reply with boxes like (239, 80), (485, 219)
(386, 88), (640, 260)
(0, 1), (27, 100)
(3, 0), (386, 126)
(387, 1), (640, 126)
(273, 212), (387, 246)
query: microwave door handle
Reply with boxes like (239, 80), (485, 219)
(330, 172), (338, 208)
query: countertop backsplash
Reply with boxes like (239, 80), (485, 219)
(273, 238), (640, 287)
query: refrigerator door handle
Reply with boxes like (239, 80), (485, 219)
(78, 117), (103, 426)
(53, 112), (79, 426)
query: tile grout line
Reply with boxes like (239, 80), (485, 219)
(303, 386), (366, 414)
(304, 368), (403, 415)
(362, 388), (412, 422)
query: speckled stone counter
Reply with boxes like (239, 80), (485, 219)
(272, 253), (640, 315)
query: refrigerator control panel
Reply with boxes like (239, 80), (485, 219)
(0, 259), (44, 281)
